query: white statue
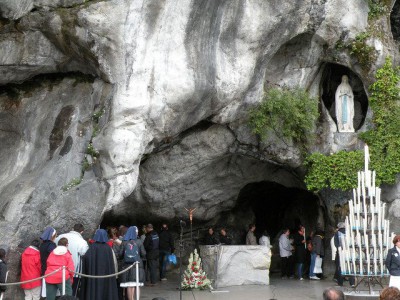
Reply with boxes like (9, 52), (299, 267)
(335, 75), (355, 132)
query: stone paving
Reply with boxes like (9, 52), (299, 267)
(140, 273), (384, 300)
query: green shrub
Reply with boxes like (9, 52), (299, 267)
(248, 87), (319, 149)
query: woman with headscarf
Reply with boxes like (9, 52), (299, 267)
(119, 226), (146, 300)
(39, 227), (57, 298)
(79, 229), (118, 300)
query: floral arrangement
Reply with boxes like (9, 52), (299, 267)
(181, 249), (212, 290)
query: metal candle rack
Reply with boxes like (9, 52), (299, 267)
(338, 145), (393, 294)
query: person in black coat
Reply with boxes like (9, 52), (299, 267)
(386, 234), (400, 289)
(0, 248), (7, 295)
(204, 227), (219, 245)
(79, 229), (119, 300)
(219, 228), (232, 245)
(143, 224), (160, 285)
(293, 225), (306, 280)
(39, 227), (57, 275)
(158, 224), (174, 280)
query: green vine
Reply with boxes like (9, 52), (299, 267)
(305, 57), (400, 192)
(248, 87), (319, 151)
(349, 32), (377, 71)
(360, 57), (400, 185)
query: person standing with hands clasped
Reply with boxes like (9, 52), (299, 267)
(386, 235), (400, 289)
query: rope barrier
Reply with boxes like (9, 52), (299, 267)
(70, 262), (138, 278)
(0, 267), (62, 286)
(0, 262), (139, 286)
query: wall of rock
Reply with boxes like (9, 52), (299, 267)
(1, 0), (400, 294)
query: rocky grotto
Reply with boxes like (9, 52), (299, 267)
(2, 0), (400, 296)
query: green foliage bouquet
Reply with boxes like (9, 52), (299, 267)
(181, 249), (212, 290)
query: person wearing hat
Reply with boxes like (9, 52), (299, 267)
(143, 224), (159, 286)
(334, 222), (355, 287)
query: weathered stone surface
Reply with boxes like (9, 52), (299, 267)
(200, 245), (271, 287)
(0, 1), (400, 296)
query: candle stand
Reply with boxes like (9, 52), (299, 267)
(338, 145), (393, 296)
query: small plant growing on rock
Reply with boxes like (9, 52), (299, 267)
(62, 177), (82, 192)
(181, 249), (212, 290)
(349, 32), (377, 70)
(367, 0), (390, 19)
(86, 142), (99, 158)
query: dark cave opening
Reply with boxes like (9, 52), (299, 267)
(320, 63), (368, 131)
(234, 181), (321, 241)
(391, 0), (400, 41)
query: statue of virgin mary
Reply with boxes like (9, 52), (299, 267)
(335, 75), (355, 132)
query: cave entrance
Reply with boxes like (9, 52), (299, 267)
(391, 0), (400, 41)
(320, 63), (368, 131)
(235, 181), (321, 241)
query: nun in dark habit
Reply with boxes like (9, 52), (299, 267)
(79, 229), (118, 300)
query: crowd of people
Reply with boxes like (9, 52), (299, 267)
(0, 222), (175, 300)
(2, 221), (400, 299)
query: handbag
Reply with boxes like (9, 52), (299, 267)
(314, 256), (323, 274)
(167, 253), (177, 265)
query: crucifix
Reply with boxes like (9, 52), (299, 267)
(185, 207), (196, 242)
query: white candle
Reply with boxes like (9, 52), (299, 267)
(377, 196), (381, 230)
(349, 201), (354, 229)
(370, 200), (374, 215)
(352, 246), (357, 275)
(359, 246), (363, 275)
(373, 234), (377, 274)
(373, 170), (376, 189)
(384, 221), (387, 246)
(361, 172), (365, 201)
(365, 233), (370, 275)
(363, 216), (367, 233)
(371, 213), (375, 231)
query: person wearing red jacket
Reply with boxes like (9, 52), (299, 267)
(45, 238), (74, 300)
(21, 239), (42, 300)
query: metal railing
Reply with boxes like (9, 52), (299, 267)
(0, 262), (142, 300)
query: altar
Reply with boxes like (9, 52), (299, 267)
(199, 245), (271, 288)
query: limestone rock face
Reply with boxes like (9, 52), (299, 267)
(0, 0), (399, 291)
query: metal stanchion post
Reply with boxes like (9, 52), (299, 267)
(62, 266), (66, 295)
(179, 220), (186, 300)
(136, 262), (139, 300)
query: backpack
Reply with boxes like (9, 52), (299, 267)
(124, 241), (139, 264)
